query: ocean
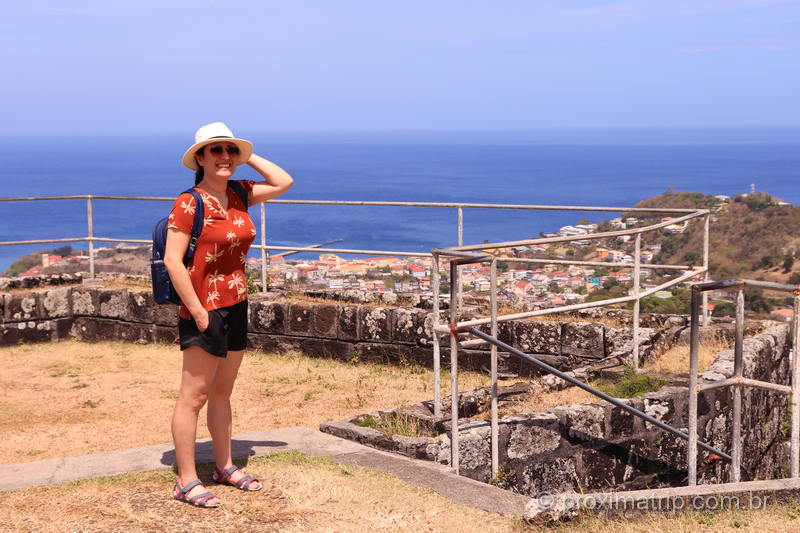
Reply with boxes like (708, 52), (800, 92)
(1, 127), (799, 272)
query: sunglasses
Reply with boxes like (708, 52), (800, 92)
(208, 144), (240, 155)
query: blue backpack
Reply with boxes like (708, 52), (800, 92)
(151, 181), (248, 304)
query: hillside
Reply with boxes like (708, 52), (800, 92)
(633, 192), (800, 283)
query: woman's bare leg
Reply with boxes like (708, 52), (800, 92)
(207, 349), (261, 489)
(171, 345), (222, 503)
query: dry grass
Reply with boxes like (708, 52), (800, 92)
(0, 451), (524, 533)
(493, 388), (602, 419)
(0, 340), (494, 465)
(644, 339), (731, 374)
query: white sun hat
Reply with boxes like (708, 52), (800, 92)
(182, 122), (253, 170)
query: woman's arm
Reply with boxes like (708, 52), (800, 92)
(164, 228), (209, 331)
(245, 154), (294, 204)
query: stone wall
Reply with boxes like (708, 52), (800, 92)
(321, 324), (791, 495)
(0, 286), (682, 375)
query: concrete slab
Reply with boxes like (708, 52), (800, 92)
(0, 426), (529, 516)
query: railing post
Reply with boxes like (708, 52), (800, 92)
(632, 233), (641, 369)
(490, 257), (499, 478)
(86, 196), (95, 278)
(449, 259), (460, 474)
(792, 294), (800, 478)
(702, 214), (710, 326)
(731, 289), (744, 482)
(260, 203), (267, 294)
(456, 207), (463, 310)
(688, 288), (700, 485)
(431, 253), (442, 418)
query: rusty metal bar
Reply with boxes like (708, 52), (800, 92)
(688, 288), (701, 485)
(466, 327), (732, 462)
(693, 278), (799, 294)
(86, 197), (95, 277)
(702, 214), (710, 326)
(698, 377), (792, 394)
(433, 268), (706, 333)
(793, 295), (800, 478)
(444, 211), (706, 253)
(431, 253), (442, 419)
(260, 203), (267, 294)
(490, 258), (499, 478)
(0, 194), (704, 213)
(731, 289), (745, 482)
(493, 256), (692, 271)
(632, 234), (641, 369)
(449, 259), (460, 474)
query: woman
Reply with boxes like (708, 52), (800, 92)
(165, 122), (293, 508)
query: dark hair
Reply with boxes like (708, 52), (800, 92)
(194, 147), (204, 185)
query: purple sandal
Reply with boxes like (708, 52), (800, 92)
(212, 465), (263, 492)
(173, 479), (220, 508)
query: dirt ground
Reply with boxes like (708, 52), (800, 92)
(0, 340), (501, 464)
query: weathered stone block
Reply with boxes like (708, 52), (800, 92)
(250, 300), (286, 333)
(71, 289), (98, 316)
(113, 321), (153, 344)
(359, 306), (392, 342)
(561, 321), (604, 358)
(392, 434), (433, 459)
(337, 305), (359, 340)
(506, 413), (561, 459)
(0, 320), (56, 344)
(353, 342), (413, 365)
(550, 403), (605, 440)
(606, 399), (637, 438)
(287, 303), (313, 335)
(320, 419), (395, 450)
(515, 320), (561, 355)
(392, 308), (419, 344)
(40, 287), (72, 318)
(4, 293), (39, 321)
(516, 457), (578, 495)
(299, 338), (354, 361)
(154, 325), (179, 345)
(97, 290), (131, 320)
(153, 303), (179, 327)
(129, 290), (154, 323)
(312, 304), (338, 338)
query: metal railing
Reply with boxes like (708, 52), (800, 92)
(430, 207), (710, 476)
(2, 194), (720, 483)
(688, 279), (800, 485)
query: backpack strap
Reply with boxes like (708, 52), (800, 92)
(183, 189), (205, 266)
(227, 180), (249, 210)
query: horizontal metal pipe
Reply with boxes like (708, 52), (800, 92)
(638, 269), (708, 298)
(0, 196), (707, 213)
(699, 377), (793, 395)
(459, 338), (489, 348)
(255, 245), (430, 258)
(693, 278), (799, 294)
(434, 293), (637, 332)
(466, 327), (732, 462)
(0, 237), (90, 246)
(433, 268), (705, 333)
(265, 199), (705, 213)
(91, 238), (151, 244)
(439, 211), (705, 253)
(450, 254), (494, 266)
(492, 256), (693, 271)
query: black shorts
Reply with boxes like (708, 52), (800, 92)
(178, 300), (248, 358)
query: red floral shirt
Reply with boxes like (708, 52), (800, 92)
(168, 180), (256, 319)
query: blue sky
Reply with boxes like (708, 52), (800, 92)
(3, 0), (800, 133)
